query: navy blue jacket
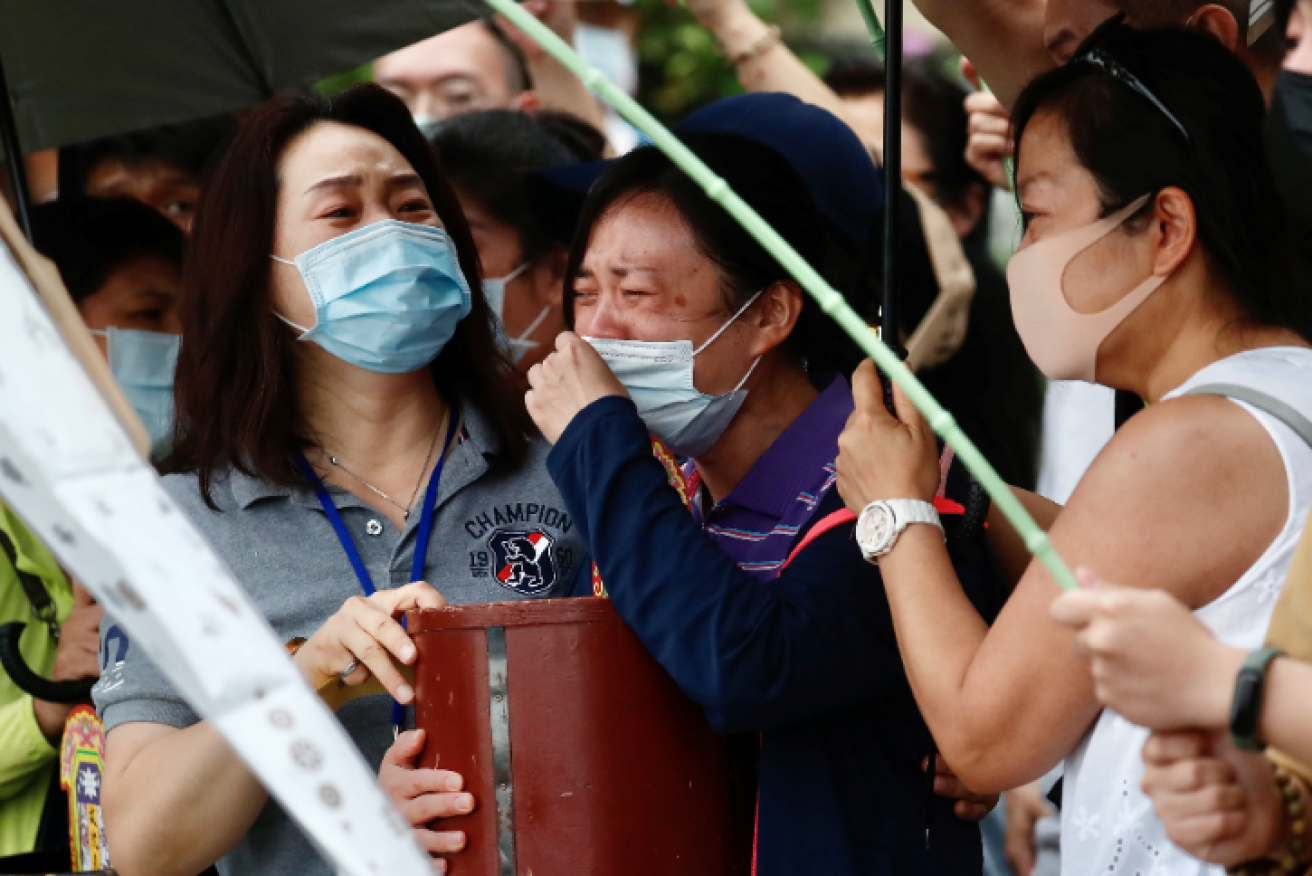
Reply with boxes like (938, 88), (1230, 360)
(549, 396), (1005, 876)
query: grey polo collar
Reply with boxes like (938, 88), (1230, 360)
(228, 397), (502, 511)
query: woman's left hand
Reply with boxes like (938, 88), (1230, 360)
(526, 333), (628, 444)
(380, 729), (475, 867)
(1050, 571), (1243, 731)
(836, 359), (941, 512)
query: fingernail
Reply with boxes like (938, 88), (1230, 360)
(401, 644), (416, 662)
(445, 774), (463, 792)
(434, 859), (447, 873)
(397, 684), (414, 703)
(451, 832), (467, 850)
(457, 794), (474, 812)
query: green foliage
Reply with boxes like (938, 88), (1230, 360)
(316, 63), (374, 97)
(634, 0), (827, 123)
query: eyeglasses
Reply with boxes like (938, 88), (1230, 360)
(1069, 14), (1193, 147)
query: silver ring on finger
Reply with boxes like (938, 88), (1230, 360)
(339, 659), (360, 680)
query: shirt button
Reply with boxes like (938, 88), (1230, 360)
(365, 519), (383, 536)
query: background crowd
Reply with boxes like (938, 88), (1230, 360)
(2, 1), (1312, 876)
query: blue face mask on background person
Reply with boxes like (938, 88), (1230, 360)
(412, 113), (443, 140)
(584, 291), (763, 458)
(92, 327), (180, 455)
(272, 219), (472, 374)
(483, 262), (551, 365)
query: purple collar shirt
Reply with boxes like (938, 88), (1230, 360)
(688, 374), (855, 580)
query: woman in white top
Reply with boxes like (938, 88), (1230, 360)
(834, 21), (1312, 876)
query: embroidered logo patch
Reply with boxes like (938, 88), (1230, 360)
(488, 529), (558, 595)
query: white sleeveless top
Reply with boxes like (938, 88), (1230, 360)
(1061, 347), (1312, 876)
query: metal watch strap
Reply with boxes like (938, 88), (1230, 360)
(1230, 646), (1285, 752)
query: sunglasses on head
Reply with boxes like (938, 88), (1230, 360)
(1069, 13), (1193, 147)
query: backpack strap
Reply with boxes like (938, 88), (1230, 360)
(1185, 383), (1312, 451)
(0, 525), (59, 643)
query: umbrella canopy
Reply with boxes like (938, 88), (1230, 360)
(0, 0), (484, 156)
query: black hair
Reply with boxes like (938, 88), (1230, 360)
(532, 110), (608, 162)
(1012, 24), (1307, 338)
(563, 132), (869, 375)
(433, 110), (582, 264)
(1276, 0), (1297, 36)
(903, 57), (992, 244)
(57, 114), (237, 200)
(481, 17), (534, 94)
(31, 197), (185, 304)
(824, 57), (885, 98)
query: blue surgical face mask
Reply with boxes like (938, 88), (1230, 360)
(92, 327), (180, 456)
(412, 113), (444, 140)
(483, 261), (550, 365)
(272, 220), (472, 374)
(584, 291), (763, 458)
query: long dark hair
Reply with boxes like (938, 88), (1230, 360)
(170, 84), (530, 508)
(1012, 24), (1307, 339)
(563, 132), (869, 376)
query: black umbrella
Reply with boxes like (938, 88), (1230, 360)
(0, 0), (485, 239)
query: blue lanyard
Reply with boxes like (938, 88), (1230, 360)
(294, 405), (460, 728)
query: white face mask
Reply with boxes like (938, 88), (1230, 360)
(574, 24), (638, 97)
(1006, 194), (1166, 382)
(585, 291), (764, 458)
(483, 262), (550, 365)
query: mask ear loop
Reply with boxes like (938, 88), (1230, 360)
(493, 262), (531, 285)
(692, 287), (768, 394)
(269, 254), (314, 336)
(514, 306), (552, 345)
(731, 353), (763, 392)
(692, 288), (767, 356)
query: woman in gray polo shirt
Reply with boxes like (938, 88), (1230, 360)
(92, 85), (588, 876)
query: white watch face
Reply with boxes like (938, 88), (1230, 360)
(859, 503), (896, 554)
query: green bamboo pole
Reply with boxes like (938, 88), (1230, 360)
(483, 0), (1079, 593)
(853, 0), (887, 60)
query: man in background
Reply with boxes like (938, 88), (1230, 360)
(373, 18), (539, 135)
(57, 115), (235, 234)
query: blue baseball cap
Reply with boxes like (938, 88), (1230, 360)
(528, 92), (884, 253)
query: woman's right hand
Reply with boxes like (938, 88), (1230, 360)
(961, 60), (1014, 192)
(381, 730), (474, 868)
(1050, 573), (1242, 731)
(292, 581), (447, 704)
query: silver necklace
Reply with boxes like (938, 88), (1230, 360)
(327, 420), (443, 520)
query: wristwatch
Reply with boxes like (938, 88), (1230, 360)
(855, 499), (944, 564)
(1230, 646), (1285, 752)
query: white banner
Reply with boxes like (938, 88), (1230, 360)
(0, 240), (427, 876)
